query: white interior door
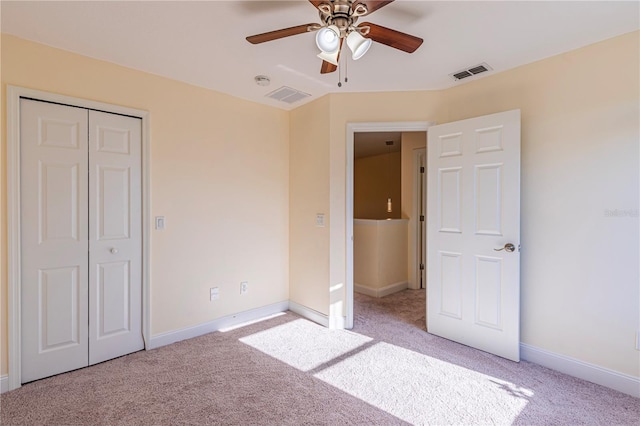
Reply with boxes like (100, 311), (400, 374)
(89, 110), (143, 365)
(427, 109), (521, 361)
(21, 99), (143, 382)
(20, 99), (90, 382)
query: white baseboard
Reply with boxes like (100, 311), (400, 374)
(288, 301), (329, 327)
(147, 301), (289, 350)
(1, 375), (8, 394)
(521, 343), (640, 398)
(354, 283), (377, 297)
(354, 281), (408, 298)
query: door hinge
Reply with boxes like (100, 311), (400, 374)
(420, 215), (425, 222)
(420, 166), (425, 173)
(420, 263), (425, 270)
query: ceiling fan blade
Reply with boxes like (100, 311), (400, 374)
(359, 22), (423, 53)
(308, 0), (325, 8)
(246, 23), (317, 44)
(321, 61), (337, 74)
(354, 1), (395, 16)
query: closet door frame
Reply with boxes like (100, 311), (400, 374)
(6, 85), (151, 391)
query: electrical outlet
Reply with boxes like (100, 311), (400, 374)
(636, 331), (640, 351)
(210, 287), (219, 301)
(240, 281), (248, 295)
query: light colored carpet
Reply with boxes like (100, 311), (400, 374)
(1, 289), (638, 425)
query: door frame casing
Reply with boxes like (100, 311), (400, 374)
(6, 85), (152, 391)
(412, 147), (427, 290)
(345, 121), (435, 329)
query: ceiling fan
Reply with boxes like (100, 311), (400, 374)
(246, 0), (423, 74)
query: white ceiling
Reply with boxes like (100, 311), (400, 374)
(2, 1), (638, 111)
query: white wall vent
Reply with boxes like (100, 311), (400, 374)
(449, 62), (493, 81)
(266, 86), (311, 104)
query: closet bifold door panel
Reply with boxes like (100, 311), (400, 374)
(20, 99), (143, 383)
(88, 110), (143, 365)
(20, 99), (90, 382)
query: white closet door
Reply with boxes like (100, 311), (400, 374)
(88, 110), (143, 365)
(20, 99), (90, 382)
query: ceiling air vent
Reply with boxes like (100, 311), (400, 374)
(266, 86), (311, 104)
(449, 62), (493, 81)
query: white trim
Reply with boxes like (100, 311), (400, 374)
(521, 343), (640, 397)
(411, 148), (426, 291)
(354, 281), (408, 298)
(353, 284), (378, 298)
(288, 301), (330, 328)
(141, 106), (152, 351)
(6, 85), (152, 392)
(147, 301), (289, 349)
(346, 121), (435, 329)
(7, 86), (22, 392)
(0, 375), (8, 394)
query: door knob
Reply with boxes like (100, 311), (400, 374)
(494, 243), (515, 253)
(110, 248), (119, 254)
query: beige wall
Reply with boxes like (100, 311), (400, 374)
(400, 132), (427, 289)
(289, 97), (331, 315)
(299, 31), (639, 376)
(354, 152), (401, 219)
(1, 34), (291, 375)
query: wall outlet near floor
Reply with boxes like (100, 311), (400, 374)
(210, 287), (219, 301)
(240, 281), (248, 295)
(636, 331), (640, 351)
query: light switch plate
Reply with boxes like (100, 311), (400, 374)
(155, 216), (165, 230)
(210, 287), (219, 301)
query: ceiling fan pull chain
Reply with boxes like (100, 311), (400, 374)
(345, 52), (348, 84)
(338, 53), (342, 87)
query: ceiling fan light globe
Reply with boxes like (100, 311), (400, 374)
(317, 50), (339, 66)
(316, 25), (340, 53)
(347, 31), (372, 60)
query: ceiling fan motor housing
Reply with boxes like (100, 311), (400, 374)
(318, 0), (362, 36)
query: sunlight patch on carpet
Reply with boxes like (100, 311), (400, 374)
(313, 341), (533, 425)
(239, 319), (372, 372)
(239, 318), (533, 424)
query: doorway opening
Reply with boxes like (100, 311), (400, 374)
(346, 122), (434, 330)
